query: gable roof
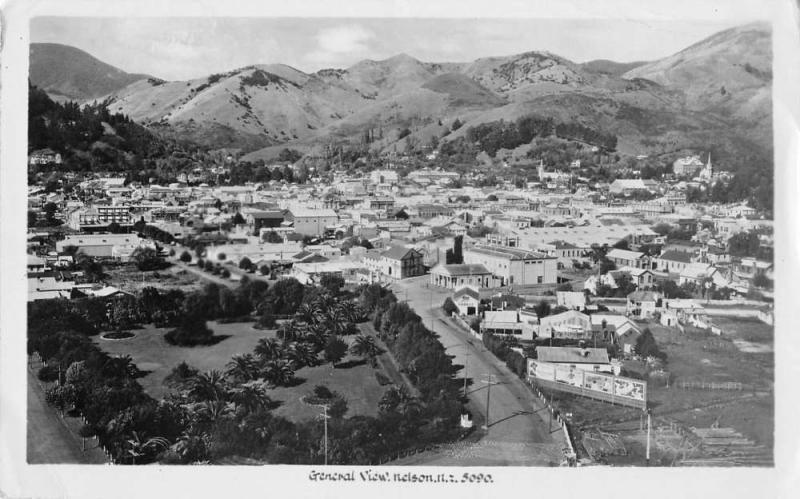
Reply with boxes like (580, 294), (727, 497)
(434, 263), (491, 276)
(659, 250), (693, 263)
(453, 286), (481, 301)
(381, 245), (420, 261)
(606, 248), (646, 260)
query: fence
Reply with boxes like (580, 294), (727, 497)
(29, 353), (115, 464)
(527, 380), (577, 466)
(678, 381), (744, 391)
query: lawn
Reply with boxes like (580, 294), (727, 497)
(93, 321), (276, 399)
(94, 323), (390, 421)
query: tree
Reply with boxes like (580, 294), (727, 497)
(350, 335), (383, 367)
(179, 251), (192, 263)
(599, 258), (616, 275)
(132, 247), (167, 271)
(232, 212), (246, 225)
(324, 336), (348, 367)
(254, 338), (283, 362)
(320, 273), (344, 294)
(487, 194), (498, 202)
(442, 297), (459, 316)
(534, 300), (551, 319)
(262, 231), (284, 244)
(634, 328), (666, 361)
(28, 210), (38, 227)
(165, 315), (215, 346)
(452, 235), (463, 264)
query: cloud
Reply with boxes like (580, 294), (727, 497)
(316, 24), (374, 53)
(304, 24), (376, 69)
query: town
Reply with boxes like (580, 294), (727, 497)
(27, 143), (774, 467)
(24, 20), (774, 469)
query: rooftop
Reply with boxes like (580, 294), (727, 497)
(537, 346), (610, 364)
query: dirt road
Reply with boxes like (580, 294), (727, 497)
(390, 276), (565, 466)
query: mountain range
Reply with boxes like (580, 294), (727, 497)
(29, 22), (772, 166)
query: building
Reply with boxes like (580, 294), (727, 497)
(363, 246), (425, 281)
(556, 291), (589, 310)
(56, 233), (144, 258)
(286, 208), (338, 236)
(608, 179), (658, 195)
(29, 148), (63, 165)
(617, 267), (655, 289)
(626, 291), (662, 319)
(68, 204), (133, 230)
(246, 211), (285, 232)
(538, 310), (593, 340)
(606, 248), (650, 269)
(481, 310), (531, 339)
(463, 245), (557, 286)
(430, 263), (493, 289)
(673, 155), (704, 177)
(452, 286), (481, 316)
(536, 346), (612, 373)
(655, 250), (694, 273)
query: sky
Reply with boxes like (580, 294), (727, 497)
(30, 17), (762, 81)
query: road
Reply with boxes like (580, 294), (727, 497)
(390, 276), (565, 466)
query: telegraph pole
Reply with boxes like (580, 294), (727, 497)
(463, 345), (469, 399)
(645, 409), (651, 466)
(481, 374), (497, 430)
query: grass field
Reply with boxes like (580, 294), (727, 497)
(106, 264), (206, 294)
(93, 323), (389, 421)
(93, 321), (276, 399)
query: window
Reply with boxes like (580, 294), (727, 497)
(537, 276), (543, 284)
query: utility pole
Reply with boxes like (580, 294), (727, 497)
(463, 345), (469, 399)
(311, 402), (330, 465)
(645, 409), (651, 466)
(481, 374), (496, 430)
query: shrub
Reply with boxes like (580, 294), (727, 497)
(220, 269), (231, 278)
(217, 253), (226, 261)
(165, 316), (216, 346)
(179, 251), (192, 263)
(37, 364), (59, 383)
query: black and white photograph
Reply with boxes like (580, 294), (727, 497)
(1, 0), (799, 498)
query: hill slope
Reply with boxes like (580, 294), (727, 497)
(29, 43), (152, 102)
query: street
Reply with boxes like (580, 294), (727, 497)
(390, 276), (565, 466)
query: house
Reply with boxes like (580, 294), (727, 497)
(664, 300), (709, 327)
(655, 250), (694, 274)
(413, 204), (455, 219)
(679, 263), (719, 287)
(626, 291), (662, 319)
(606, 248), (650, 269)
(481, 310), (532, 340)
(617, 267), (655, 289)
(430, 263), (493, 289)
(583, 273), (617, 295)
(463, 245), (557, 286)
(538, 310), (593, 340)
(362, 245), (424, 281)
(590, 314), (641, 344)
(27, 254), (47, 273)
(536, 346), (612, 374)
(556, 291), (588, 310)
(452, 286), (481, 316)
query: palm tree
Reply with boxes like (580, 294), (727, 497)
(193, 399), (235, 424)
(277, 320), (301, 341)
(286, 342), (318, 369)
(254, 338), (283, 362)
(124, 431), (170, 465)
(229, 380), (274, 414)
(225, 354), (258, 382)
(187, 370), (227, 402)
(297, 303), (320, 325)
(339, 301), (364, 323)
(304, 323), (330, 352)
(263, 360), (295, 387)
(350, 335), (383, 367)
